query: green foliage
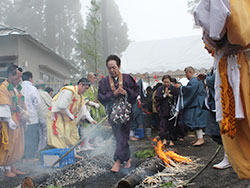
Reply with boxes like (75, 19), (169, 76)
(45, 186), (62, 188)
(160, 181), (175, 187)
(78, 0), (102, 75)
(134, 149), (155, 159)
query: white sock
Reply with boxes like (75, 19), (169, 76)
(223, 152), (229, 162)
(196, 129), (203, 139)
(130, 130), (135, 137)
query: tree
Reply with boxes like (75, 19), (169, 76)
(78, 0), (102, 76)
(44, 0), (84, 60)
(0, 0), (44, 41)
(101, 0), (130, 58)
(0, 0), (84, 66)
(78, 0), (130, 76)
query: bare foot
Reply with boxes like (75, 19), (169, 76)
(5, 170), (16, 178)
(124, 158), (132, 168)
(192, 138), (204, 146)
(188, 132), (196, 137)
(169, 141), (174, 146)
(12, 167), (26, 175)
(130, 136), (139, 141)
(111, 160), (121, 173)
(162, 139), (167, 145)
(75, 154), (83, 159)
(178, 138), (184, 142)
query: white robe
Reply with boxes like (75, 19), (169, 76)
(194, 0), (244, 122)
(51, 89), (94, 124)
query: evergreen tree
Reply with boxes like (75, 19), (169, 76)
(44, 0), (84, 60)
(0, 0), (44, 41)
(0, 0), (84, 66)
(78, 0), (102, 76)
(101, 0), (130, 58)
(78, 0), (130, 76)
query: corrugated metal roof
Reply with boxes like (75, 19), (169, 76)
(0, 24), (27, 36)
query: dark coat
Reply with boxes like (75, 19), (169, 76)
(205, 72), (220, 137)
(98, 74), (139, 114)
(98, 73), (139, 163)
(155, 85), (179, 117)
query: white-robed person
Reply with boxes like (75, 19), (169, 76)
(194, 0), (250, 181)
(36, 80), (52, 151)
(47, 78), (97, 159)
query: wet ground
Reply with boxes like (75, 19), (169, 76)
(0, 130), (249, 188)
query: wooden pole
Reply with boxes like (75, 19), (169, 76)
(51, 115), (108, 167)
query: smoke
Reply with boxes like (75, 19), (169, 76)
(90, 135), (115, 157)
(78, 123), (115, 158)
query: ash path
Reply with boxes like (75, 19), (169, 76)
(67, 133), (249, 188)
(67, 160), (143, 188)
(0, 131), (248, 188)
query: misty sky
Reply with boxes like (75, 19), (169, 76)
(80, 0), (201, 41)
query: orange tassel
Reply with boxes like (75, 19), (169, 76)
(219, 56), (236, 138)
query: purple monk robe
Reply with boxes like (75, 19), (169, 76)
(98, 73), (139, 163)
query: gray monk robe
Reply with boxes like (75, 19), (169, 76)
(98, 73), (139, 163)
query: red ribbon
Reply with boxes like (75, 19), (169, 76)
(70, 97), (77, 114)
(138, 99), (141, 108)
(52, 113), (58, 136)
(143, 108), (152, 115)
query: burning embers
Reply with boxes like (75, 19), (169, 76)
(153, 137), (191, 166)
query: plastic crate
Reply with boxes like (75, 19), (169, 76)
(41, 148), (75, 168)
(135, 128), (144, 138)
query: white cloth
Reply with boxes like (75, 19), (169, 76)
(5, 118), (17, 129)
(194, 0), (244, 122)
(65, 108), (74, 120)
(227, 56), (244, 119)
(0, 104), (11, 118)
(21, 81), (41, 125)
(213, 50), (245, 122)
(51, 89), (94, 124)
(38, 89), (52, 120)
(194, 0), (230, 40)
(0, 104), (17, 129)
(90, 85), (95, 94)
(51, 89), (73, 112)
(51, 89), (75, 120)
(75, 105), (94, 125)
(88, 101), (100, 109)
(214, 51), (223, 122)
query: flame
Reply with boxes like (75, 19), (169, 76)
(153, 137), (192, 166)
